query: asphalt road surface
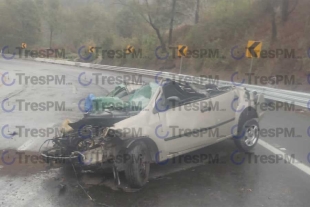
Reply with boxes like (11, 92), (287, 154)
(0, 58), (310, 207)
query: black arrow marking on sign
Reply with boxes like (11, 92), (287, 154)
(90, 47), (95, 53)
(248, 42), (260, 58)
(127, 46), (133, 53)
(179, 46), (187, 56)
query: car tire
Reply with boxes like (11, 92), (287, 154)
(124, 141), (150, 188)
(234, 119), (259, 152)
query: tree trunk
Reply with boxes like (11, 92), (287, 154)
(168, 0), (177, 45)
(152, 23), (166, 52)
(271, 8), (277, 41)
(282, 0), (289, 22)
(49, 28), (53, 49)
(195, 0), (200, 24)
(267, 1), (277, 42)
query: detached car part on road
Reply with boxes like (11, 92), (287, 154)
(41, 80), (265, 188)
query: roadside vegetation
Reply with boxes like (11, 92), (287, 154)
(0, 0), (309, 91)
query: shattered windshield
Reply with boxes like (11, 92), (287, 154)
(91, 82), (159, 112)
(128, 82), (159, 110)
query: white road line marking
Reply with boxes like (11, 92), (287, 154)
(258, 139), (310, 176)
(72, 85), (77, 94)
(17, 123), (57, 151)
(17, 137), (36, 151)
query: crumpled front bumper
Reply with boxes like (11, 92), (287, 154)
(41, 147), (105, 167)
(40, 150), (83, 165)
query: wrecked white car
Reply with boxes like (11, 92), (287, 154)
(41, 80), (264, 188)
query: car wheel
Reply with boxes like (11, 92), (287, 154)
(234, 119), (259, 152)
(124, 141), (150, 188)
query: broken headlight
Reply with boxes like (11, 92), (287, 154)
(76, 139), (95, 151)
(108, 129), (122, 137)
(102, 128), (121, 142)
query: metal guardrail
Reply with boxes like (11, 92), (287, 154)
(34, 58), (310, 109)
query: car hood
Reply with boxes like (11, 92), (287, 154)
(69, 110), (139, 129)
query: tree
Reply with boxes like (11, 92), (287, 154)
(266, 1), (277, 41)
(44, 0), (62, 48)
(168, 0), (177, 45)
(282, 0), (298, 23)
(195, 0), (200, 24)
(0, 0), (41, 46)
(115, 9), (136, 38)
(117, 0), (173, 52)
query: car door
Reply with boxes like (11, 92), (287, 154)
(155, 82), (218, 153)
(209, 89), (236, 139)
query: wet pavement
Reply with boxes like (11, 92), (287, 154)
(0, 59), (310, 207)
(1, 140), (310, 207)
